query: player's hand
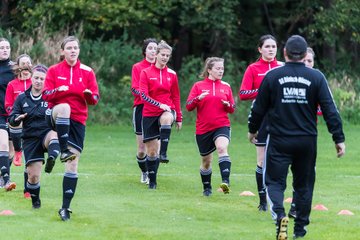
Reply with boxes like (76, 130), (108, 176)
(248, 132), (258, 144)
(198, 91), (209, 100)
(83, 89), (92, 95)
(335, 142), (345, 158)
(160, 104), (171, 112)
(57, 85), (69, 92)
(176, 122), (182, 131)
(221, 99), (230, 107)
(15, 113), (27, 122)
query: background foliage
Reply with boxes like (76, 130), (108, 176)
(1, 0), (359, 124)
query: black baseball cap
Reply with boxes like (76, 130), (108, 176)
(285, 35), (307, 55)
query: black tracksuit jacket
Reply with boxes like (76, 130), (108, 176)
(248, 62), (345, 144)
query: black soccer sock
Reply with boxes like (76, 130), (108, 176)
(137, 155), (147, 173)
(159, 125), (171, 156)
(27, 181), (40, 204)
(24, 170), (28, 193)
(9, 156), (13, 168)
(0, 151), (10, 183)
(147, 156), (159, 184)
(62, 172), (78, 209)
(55, 117), (70, 152)
(219, 156), (231, 185)
(48, 139), (60, 160)
(9, 127), (23, 152)
(256, 165), (267, 204)
(200, 168), (212, 190)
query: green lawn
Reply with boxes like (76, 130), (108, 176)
(1, 122), (358, 240)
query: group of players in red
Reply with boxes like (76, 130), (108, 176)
(0, 36), (99, 221)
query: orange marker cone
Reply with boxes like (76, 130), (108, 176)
(338, 210), (354, 215)
(239, 191), (255, 196)
(313, 204), (328, 211)
(0, 210), (15, 215)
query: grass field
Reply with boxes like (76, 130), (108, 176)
(1, 122), (359, 240)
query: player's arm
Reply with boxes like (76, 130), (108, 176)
(222, 85), (236, 114)
(8, 95), (26, 127)
(131, 65), (141, 96)
(239, 67), (258, 101)
(83, 70), (100, 105)
(5, 83), (15, 114)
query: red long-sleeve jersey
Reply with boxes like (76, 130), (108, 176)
(131, 59), (153, 107)
(140, 65), (182, 122)
(5, 77), (31, 114)
(186, 78), (235, 134)
(239, 58), (281, 101)
(43, 60), (100, 125)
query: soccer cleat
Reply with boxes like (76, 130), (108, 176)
(148, 182), (157, 189)
(24, 191), (31, 199)
(288, 207), (297, 219)
(258, 202), (268, 212)
(58, 208), (72, 221)
(276, 216), (289, 240)
(45, 156), (56, 173)
(293, 225), (307, 239)
(293, 235), (304, 239)
(4, 181), (16, 191)
(219, 182), (230, 194)
(32, 199), (41, 209)
(203, 188), (212, 197)
(13, 151), (23, 166)
(159, 154), (169, 164)
(60, 149), (76, 163)
(140, 171), (149, 184)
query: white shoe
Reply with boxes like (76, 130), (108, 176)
(140, 172), (149, 184)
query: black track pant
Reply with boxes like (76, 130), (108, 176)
(264, 135), (316, 229)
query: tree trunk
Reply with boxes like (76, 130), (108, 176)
(322, 0), (336, 68)
(1, 0), (9, 28)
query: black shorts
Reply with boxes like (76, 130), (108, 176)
(142, 110), (176, 143)
(0, 115), (8, 131)
(196, 127), (231, 156)
(23, 131), (51, 166)
(132, 104), (144, 135)
(256, 115), (269, 146)
(45, 109), (86, 152)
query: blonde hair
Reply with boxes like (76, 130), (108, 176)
(307, 47), (315, 58)
(199, 57), (224, 78)
(156, 40), (172, 54)
(0, 37), (10, 43)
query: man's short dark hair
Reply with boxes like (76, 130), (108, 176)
(285, 35), (308, 61)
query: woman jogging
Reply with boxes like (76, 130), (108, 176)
(6, 54), (32, 167)
(9, 64), (60, 209)
(186, 57), (235, 196)
(131, 38), (158, 184)
(0, 37), (16, 191)
(239, 34), (282, 211)
(139, 40), (182, 189)
(43, 36), (100, 221)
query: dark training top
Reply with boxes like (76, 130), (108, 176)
(9, 86), (51, 139)
(248, 62), (345, 144)
(0, 58), (15, 116)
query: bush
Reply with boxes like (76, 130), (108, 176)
(328, 72), (360, 124)
(82, 38), (141, 125)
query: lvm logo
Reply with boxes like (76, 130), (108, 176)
(283, 87), (306, 98)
